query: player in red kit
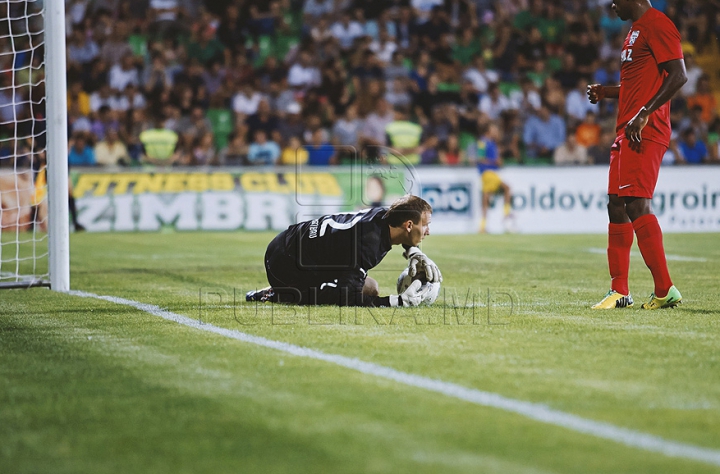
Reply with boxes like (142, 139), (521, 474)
(587, 0), (687, 310)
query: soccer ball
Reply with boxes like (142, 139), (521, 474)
(396, 267), (440, 305)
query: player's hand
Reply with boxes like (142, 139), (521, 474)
(625, 107), (650, 152)
(587, 84), (605, 104)
(394, 280), (429, 307)
(404, 247), (443, 283)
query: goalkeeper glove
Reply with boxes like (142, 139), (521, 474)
(403, 247), (443, 283)
(389, 280), (429, 307)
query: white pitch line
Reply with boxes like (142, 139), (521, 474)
(587, 248), (708, 262)
(69, 290), (720, 468)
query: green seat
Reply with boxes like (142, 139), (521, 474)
(273, 34), (299, 60)
(459, 132), (475, 155)
(207, 108), (233, 149)
(128, 34), (148, 58)
(499, 81), (521, 97)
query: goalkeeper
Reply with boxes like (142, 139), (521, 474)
(247, 195), (442, 307)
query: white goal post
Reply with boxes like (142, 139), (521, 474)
(0, 0), (69, 290)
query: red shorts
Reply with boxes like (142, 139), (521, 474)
(608, 133), (667, 199)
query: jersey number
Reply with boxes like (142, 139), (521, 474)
(318, 209), (371, 237)
(621, 48), (633, 62)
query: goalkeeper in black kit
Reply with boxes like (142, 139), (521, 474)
(246, 195), (442, 307)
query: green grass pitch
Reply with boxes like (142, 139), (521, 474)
(1, 231), (719, 473)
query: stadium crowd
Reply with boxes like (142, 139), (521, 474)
(2, 0), (720, 168)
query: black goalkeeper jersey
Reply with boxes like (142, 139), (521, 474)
(264, 207), (395, 306)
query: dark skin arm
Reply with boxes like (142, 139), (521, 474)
(587, 59), (687, 152)
(625, 58), (687, 150)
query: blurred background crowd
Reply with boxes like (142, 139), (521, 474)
(2, 0), (720, 169)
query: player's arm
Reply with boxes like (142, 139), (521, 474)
(587, 85), (620, 104)
(625, 59), (688, 149)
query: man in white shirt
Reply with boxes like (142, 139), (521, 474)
(478, 83), (511, 120)
(287, 51), (321, 89)
(462, 55), (499, 95)
(331, 13), (365, 50)
(109, 54), (140, 92)
(553, 133), (590, 165)
(232, 84), (265, 116)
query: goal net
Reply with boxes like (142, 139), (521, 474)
(0, 0), (68, 290)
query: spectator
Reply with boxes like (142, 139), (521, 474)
(385, 108), (423, 165)
(553, 131), (590, 165)
(678, 128), (708, 164)
(67, 80), (91, 117)
(686, 75), (717, 124)
(217, 133), (249, 166)
(385, 78), (412, 109)
(139, 122), (179, 166)
(662, 131), (683, 166)
(516, 26), (547, 74)
(67, 27), (99, 67)
(479, 82), (512, 120)
(109, 53), (140, 93)
(99, 22), (133, 66)
(523, 103), (566, 160)
(566, 78), (599, 124)
(332, 104), (363, 147)
(575, 111), (602, 148)
(303, 0), (334, 20)
(553, 53), (583, 92)
(588, 129), (614, 165)
(439, 133), (463, 165)
(361, 98), (394, 153)
(370, 30), (398, 65)
(90, 106), (120, 141)
(385, 52), (411, 82)
(192, 132), (216, 166)
(186, 24), (226, 67)
(280, 136), (309, 165)
(116, 84), (147, 112)
(305, 129), (337, 166)
(247, 130), (280, 165)
(452, 28), (482, 67)
(566, 31), (599, 77)
(68, 132), (96, 166)
(681, 51), (704, 97)
(232, 83), (264, 117)
(419, 135), (440, 164)
(287, 51), (321, 90)
(95, 128), (129, 166)
(246, 99), (280, 142)
(509, 77), (542, 118)
(331, 12), (365, 50)
(462, 54), (499, 95)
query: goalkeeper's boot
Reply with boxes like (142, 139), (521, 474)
(641, 285), (682, 310)
(246, 287), (275, 302)
(591, 290), (634, 309)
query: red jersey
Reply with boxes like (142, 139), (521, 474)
(617, 8), (683, 147)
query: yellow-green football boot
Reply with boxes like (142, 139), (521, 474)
(592, 290), (634, 309)
(641, 285), (682, 310)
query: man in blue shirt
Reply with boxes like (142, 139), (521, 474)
(306, 129), (337, 166)
(247, 130), (280, 165)
(678, 128), (707, 164)
(68, 133), (96, 166)
(523, 103), (566, 160)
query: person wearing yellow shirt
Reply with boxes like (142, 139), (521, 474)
(280, 136), (309, 165)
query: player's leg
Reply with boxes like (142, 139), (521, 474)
(247, 230), (300, 303)
(363, 276), (379, 298)
(480, 192), (490, 233)
(620, 140), (681, 308)
(593, 139), (634, 309)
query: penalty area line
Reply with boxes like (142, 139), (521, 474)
(69, 290), (720, 468)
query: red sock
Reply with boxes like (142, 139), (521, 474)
(632, 214), (672, 298)
(607, 223), (633, 295)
